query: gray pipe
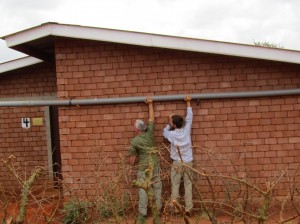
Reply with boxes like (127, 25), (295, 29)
(0, 88), (299, 107)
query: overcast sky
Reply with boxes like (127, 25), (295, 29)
(1, 0), (300, 63)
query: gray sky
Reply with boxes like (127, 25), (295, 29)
(1, 0), (300, 63)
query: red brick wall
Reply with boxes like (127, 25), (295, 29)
(0, 63), (57, 97)
(0, 63), (57, 190)
(55, 39), (300, 197)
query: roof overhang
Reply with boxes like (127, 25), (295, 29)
(2, 22), (300, 64)
(0, 56), (43, 74)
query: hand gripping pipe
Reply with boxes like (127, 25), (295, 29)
(0, 88), (299, 107)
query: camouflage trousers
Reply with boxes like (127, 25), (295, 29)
(137, 165), (162, 216)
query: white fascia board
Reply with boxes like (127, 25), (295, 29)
(152, 36), (300, 64)
(0, 56), (43, 74)
(51, 24), (155, 46)
(3, 24), (53, 47)
(52, 24), (300, 64)
(3, 23), (300, 64)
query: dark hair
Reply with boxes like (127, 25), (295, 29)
(172, 115), (184, 128)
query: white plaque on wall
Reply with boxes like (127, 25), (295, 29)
(21, 118), (30, 129)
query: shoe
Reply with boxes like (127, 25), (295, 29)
(185, 210), (192, 217)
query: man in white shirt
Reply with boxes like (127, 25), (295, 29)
(163, 96), (193, 216)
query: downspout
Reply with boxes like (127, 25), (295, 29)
(0, 88), (299, 107)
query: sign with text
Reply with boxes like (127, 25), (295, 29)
(21, 118), (30, 129)
(32, 117), (43, 126)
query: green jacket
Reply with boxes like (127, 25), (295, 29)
(129, 121), (159, 171)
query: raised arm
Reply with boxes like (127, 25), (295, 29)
(184, 96), (193, 131)
(145, 97), (154, 122)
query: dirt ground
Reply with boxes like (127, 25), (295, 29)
(0, 202), (63, 224)
(143, 212), (300, 224)
(1, 202), (299, 224)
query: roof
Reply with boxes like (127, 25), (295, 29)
(0, 56), (42, 74)
(1, 22), (300, 74)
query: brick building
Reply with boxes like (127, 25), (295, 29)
(0, 23), (299, 199)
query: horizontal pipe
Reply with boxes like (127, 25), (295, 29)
(0, 88), (299, 107)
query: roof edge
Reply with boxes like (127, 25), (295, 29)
(2, 22), (300, 64)
(0, 56), (43, 74)
(2, 23), (55, 47)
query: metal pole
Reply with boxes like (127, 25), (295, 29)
(0, 88), (299, 107)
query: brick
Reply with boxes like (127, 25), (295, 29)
(281, 104), (294, 111)
(282, 156), (295, 164)
(288, 111), (299, 117)
(289, 137), (300, 143)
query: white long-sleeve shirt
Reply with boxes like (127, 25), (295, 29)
(163, 107), (193, 163)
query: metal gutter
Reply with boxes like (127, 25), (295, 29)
(2, 23), (300, 64)
(0, 89), (299, 107)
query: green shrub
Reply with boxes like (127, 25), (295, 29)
(62, 199), (92, 224)
(98, 191), (130, 218)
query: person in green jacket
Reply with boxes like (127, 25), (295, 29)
(129, 97), (162, 222)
